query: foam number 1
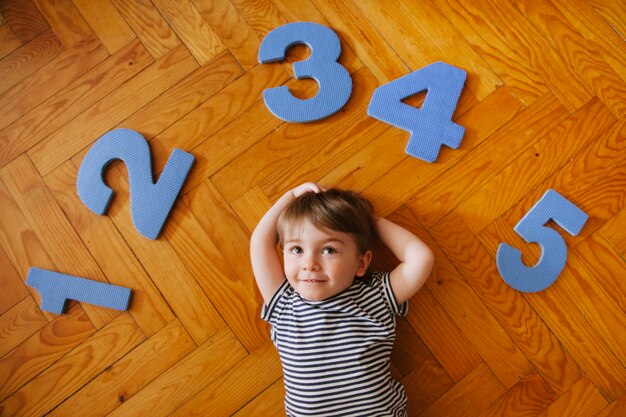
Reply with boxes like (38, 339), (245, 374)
(368, 62), (466, 163)
(77, 128), (195, 240)
(496, 189), (588, 293)
(258, 22), (352, 123)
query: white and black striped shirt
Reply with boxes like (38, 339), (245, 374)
(262, 272), (408, 417)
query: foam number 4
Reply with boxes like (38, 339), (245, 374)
(496, 189), (588, 293)
(77, 128), (195, 240)
(368, 62), (466, 163)
(258, 22), (352, 123)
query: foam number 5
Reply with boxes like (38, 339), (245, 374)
(258, 22), (352, 123)
(77, 128), (195, 240)
(496, 189), (588, 293)
(368, 62), (466, 163)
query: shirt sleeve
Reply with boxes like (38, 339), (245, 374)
(378, 272), (409, 317)
(261, 279), (290, 322)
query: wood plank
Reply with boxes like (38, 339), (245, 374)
(120, 50), (243, 142)
(389, 207), (483, 382)
(229, 0), (287, 38)
(111, 0), (181, 59)
(356, 0), (501, 100)
(551, 0), (626, 80)
(495, 120), (626, 246)
(0, 0), (625, 414)
(575, 232), (626, 312)
(0, 23), (22, 60)
(0, 155), (119, 328)
(0, 36), (107, 131)
(47, 320), (195, 417)
(362, 85), (523, 217)
(229, 185), (273, 234)
(168, 343), (283, 417)
(165, 192), (268, 351)
(31, 0), (93, 48)
(0, 39), (153, 168)
(407, 92), (569, 228)
(536, 377), (608, 417)
(406, 284), (483, 383)
(211, 66), (382, 203)
(231, 379), (285, 417)
(456, 97), (616, 235)
(478, 219), (626, 400)
(388, 208), (532, 386)
(432, 0), (592, 110)
(0, 29), (63, 96)
(0, 0), (49, 42)
(0, 244), (29, 314)
(516, 0), (626, 118)
(401, 355), (455, 415)
(0, 296), (47, 358)
(390, 318), (434, 377)
(147, 60), (288, 180)
(193, 0), (261, 69)
(430, 213), (582, 395)
(28, 44), (197, 176)
(269, 0), (363, 74)
(151, 0), (225, 65)
(420, 363), (506, 417)
(0, 313), (144, 417)
(0, 181), (58, 322)
(588, 0), (626, 38)
(45, 160), (175, 337)
(599, 206), (626, 257)
(594, 391), (626, 417)
(72, 0), (137, 54)
(479, 374), (557, 417)
(106, 328), (247, 417)
(94, 164), (225, 345)
(0, 304), (94, 402)
(312, 0), (409, 83)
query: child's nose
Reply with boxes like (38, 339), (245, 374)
(303, 253), (320, 271)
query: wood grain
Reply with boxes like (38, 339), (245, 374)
(1, 1), (625, 415)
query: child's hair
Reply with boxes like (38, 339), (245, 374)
(277, 188), (376, 254)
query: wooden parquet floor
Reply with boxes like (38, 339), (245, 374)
(0, 0), (625, 415)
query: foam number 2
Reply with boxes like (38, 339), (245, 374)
(258, 22), (352, 123)
(496, 189), (588, 293)
(368, 62), (466, 163)
(77, 128), (195, 240)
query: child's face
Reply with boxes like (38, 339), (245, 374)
(282, 219), (372, 301)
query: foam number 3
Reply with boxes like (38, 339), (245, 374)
(496, 189), (588, 293)
(258, 22), (352, 123)
(368, 62), (466, 163)
(77, 128), (195, 240)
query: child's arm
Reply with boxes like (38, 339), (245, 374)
(375, 217), (434, 305)
(250, 182), (322, 304)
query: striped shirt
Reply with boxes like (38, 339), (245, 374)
(262, 272), (408, 417)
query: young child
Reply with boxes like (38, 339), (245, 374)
(250, 183), (434, 416)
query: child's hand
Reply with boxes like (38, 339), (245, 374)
(251, 181), (325, 304)
(291, 182), (324, 198)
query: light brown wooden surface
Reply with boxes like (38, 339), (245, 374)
(0, 0), (624, 415)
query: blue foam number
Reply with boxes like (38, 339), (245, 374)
(258, 22), (352, 122)
(367, 62), (466, 163)
(496, 189), (588, 293)
(77, 128), (194, 240)
(27, 267), (131, 314)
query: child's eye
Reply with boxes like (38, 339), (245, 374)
(322, 247), (337, 255)
(288, 246), (303, 254)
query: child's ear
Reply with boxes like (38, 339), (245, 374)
(356, 250), (373, 277)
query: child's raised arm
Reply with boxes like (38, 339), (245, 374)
(375, 217), (434, 305)
(250, 183), (322, 304)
